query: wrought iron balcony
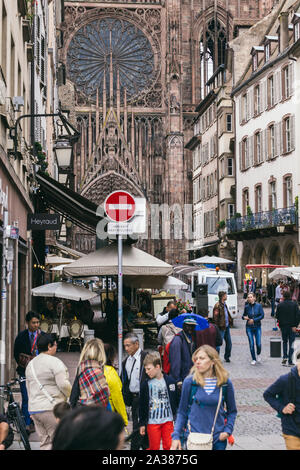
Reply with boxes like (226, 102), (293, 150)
(226, 206), (298, 240)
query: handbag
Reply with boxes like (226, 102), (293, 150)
(18, 331), (40, 370)
(186, 386), (223, 451)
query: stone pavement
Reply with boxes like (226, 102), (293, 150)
(10, 294), (293, 450)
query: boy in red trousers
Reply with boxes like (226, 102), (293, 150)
(139, 353), (179, 450)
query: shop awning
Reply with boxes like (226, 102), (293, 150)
(36, 171), (101, 234)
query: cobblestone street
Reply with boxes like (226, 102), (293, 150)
(10, 293), (292, 450)
(223, 294), (286, 450)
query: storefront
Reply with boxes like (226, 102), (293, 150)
(0, 150), (34, 381)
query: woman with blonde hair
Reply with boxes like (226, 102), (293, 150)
(71, 338), (110, 408)
(171, 345), (237, 450)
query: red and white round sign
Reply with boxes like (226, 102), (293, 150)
(104, 191), (136, 223)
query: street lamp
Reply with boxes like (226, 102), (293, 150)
(54, 139), (73, 170)
(277, 225), (285, 233)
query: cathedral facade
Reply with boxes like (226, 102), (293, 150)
(59, 0), (276, 264)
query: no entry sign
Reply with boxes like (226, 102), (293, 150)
(104, 191), (136, 223)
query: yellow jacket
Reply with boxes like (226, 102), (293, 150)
(104, 365), (128, 426)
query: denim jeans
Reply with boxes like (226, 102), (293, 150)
(213, 439), (227, 450)
(216, 326), (232, 361)
(281, 326), (296, 363)
(271, 299), (275, 317)
(246, 326), (262, 361)
(19, 375), (32, 426)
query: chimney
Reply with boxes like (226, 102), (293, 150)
(279, 12), (289, 52)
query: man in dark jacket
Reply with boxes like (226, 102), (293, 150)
(169, 317), (197, 390)
(263, 347), (300, 450)
(213, 291), (233, 362)
(276, 291), (300, 366)
(139, 353), (178, 450)
(13, 311), (45, 434)
(121, 333), (148, 450)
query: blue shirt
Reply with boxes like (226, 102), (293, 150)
(224, 303), (229, 328)
(172, 375), (237, 444)
(148, 377), (173, 424)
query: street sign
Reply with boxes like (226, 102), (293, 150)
(104, 191), (135, 223)
(27, 213), (61, 230)
(107, 222), (134, 235)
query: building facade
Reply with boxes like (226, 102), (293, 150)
(0, 0), (64, 381)
(58, 0), (275, 264)
(187, 1), (276, 261)
(229, 0), (300, 286)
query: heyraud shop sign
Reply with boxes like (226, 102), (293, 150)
(27, 213), (61, 231)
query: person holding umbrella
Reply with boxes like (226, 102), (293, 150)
(169, 314), (209, 391)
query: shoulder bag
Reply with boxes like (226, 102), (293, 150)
(29, 360), (56, 405)
(186, 386), (223, 450)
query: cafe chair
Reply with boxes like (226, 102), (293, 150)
(40, 318), (53, 334)
(67, 319), (84, 352)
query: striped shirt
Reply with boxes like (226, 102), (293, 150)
(203, 377), (217, 395)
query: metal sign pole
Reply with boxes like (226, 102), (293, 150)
(0, 208), (8, 413)
(118, 234), (123, 375)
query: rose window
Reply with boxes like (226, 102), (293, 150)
(67, 17), (155, 103)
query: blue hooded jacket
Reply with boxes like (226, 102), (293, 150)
(263, 366), (300, 438)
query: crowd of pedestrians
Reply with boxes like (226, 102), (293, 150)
(0, 284), (299, 451)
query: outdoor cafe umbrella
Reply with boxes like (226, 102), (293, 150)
(172, 313), (209, 331)
(63, 244), (173, 277)
(269, 267), (300, 281)
(188, 255), (235, 265)
(31, 282), (98, 301)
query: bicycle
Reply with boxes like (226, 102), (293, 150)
(0, 378), (31, 450)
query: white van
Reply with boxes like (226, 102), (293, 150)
(190, 269), (238, 319)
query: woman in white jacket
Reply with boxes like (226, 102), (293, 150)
(25, 334), (71, 450)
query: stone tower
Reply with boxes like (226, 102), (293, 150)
(59, 0), (276, 263)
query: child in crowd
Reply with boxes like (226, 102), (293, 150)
(139, 353), (179, 450)
(53, 401), (71, 423)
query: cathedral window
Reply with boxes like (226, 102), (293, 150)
(200, 19), (227, 99)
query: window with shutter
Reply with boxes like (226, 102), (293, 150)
(289, 63), (294, 95)
(260, 129), (265, 162)
(36, 15), (41, 70)
(249, 135), (253, 167)
(262, 80), (267, 112)
(273, 123), (278, 157)
(248, 88), (254, 119)
(275, 70), (281, 104)
(239, 96), (243, 125)
(239, 141), (243, 171)
(291, 115), (295, 150)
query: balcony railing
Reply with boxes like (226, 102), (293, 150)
(226, 206), (297, 234)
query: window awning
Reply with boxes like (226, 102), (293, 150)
(36, 171), (101, 234)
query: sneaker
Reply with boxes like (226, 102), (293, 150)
(225, 358), (230, 363)
(288, 362), (295, 367)
(282, 359), (288, 366)
(251, 360), (256, 365)
(257, 355), (261, 363)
